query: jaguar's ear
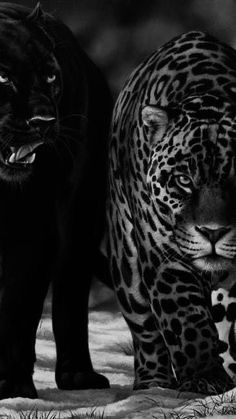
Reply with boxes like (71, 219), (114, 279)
(142, 105), (168, 144)
(27, 2), (46, 23)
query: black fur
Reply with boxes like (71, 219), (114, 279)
(0, 3), (112, 398)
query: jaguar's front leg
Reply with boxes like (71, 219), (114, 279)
(110, 247), (177, 390)
(108, 195), (176, 390)
(146, 260), (234, 394)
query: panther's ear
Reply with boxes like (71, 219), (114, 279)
(142, 105), (168, 144)
(27, 2), (46, 23)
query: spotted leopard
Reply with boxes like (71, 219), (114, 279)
(107, 31), (236, 394)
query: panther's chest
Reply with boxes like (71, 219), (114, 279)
(212, 273), (236, 382)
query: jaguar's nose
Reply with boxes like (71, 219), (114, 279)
(195, 226), (230, 244)
(27, 116), (56, 135)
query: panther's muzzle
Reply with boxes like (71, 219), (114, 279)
(4, 115), (56, 168)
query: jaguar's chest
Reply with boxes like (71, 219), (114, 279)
(212, 271), (236, 382)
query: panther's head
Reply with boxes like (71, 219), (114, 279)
(0, 4), (61, 182)
(143, 94), (236, 276)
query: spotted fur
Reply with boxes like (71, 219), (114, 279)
(107, 31), (236, 394)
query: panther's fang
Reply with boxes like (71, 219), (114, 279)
(7, 141), (43, 165)
(8, 152), (36, 164)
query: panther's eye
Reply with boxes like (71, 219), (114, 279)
(0, 74), (9, 84)
(46, 74), (56, 84)
(174, 175), (193, 191)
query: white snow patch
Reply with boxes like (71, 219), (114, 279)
(0, 297), (235, 418)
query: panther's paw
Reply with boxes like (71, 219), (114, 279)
(0, 376), (37, 399)
(56, 370), (110, 390)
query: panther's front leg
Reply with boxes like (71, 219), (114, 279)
(146, 260), (234, 394)
(0, 240), (52, 399)
(53, 183), (110, 391)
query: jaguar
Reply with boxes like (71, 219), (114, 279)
(107, 30), (236, 394)
(0, 2), (112, 398)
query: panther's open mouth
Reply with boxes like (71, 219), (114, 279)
(3, 141), (43, 168)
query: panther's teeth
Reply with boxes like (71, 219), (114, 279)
(7, 152), (36, 164)
(27, 153), (36, 163)
(8, 153), (16, 163)
(7, 142), (43, 165)
(9, 142), (43, 162)
(16, 145), (34, 161)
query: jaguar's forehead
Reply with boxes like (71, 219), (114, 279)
(181, 94), (236, 117)
(153, 96), (236, 183)
(165, 94), (236, 150)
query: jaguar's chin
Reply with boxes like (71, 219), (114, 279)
(193, 255), (233, 272)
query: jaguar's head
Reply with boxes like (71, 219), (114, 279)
(0, 4), (61, 182)
(143, 94), (236, 275)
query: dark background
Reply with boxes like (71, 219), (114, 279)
(3, 1), (236, 308)
(4, 0), (236, 98)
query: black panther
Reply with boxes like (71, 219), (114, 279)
(0, 2), (112, 398)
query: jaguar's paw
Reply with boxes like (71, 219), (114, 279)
(178, 370), (234, 395)
(134, 378), (177, 391)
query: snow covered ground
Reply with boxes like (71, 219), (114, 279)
(0, 282), (236, 418)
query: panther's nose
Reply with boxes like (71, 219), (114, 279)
(27, 116), (56, 135)
(195, 226), (230, 244)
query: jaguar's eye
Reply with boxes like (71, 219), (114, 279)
(175, 175), (193, 191)
(0, 74), (9, 84)
(46, 74), (56, 84)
